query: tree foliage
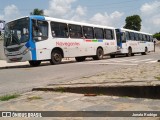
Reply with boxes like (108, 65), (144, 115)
(123, 15), (142, 31)
(153, 32), (160, 40)
(30, 8), (44, 15)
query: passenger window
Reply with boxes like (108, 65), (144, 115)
(68, 24), (83, 38)
(130, 32), (135, 40)
(83, 26), (94, 39)
(121, 32), (126, 43)
(142, 34), (146, 41)
(94, 28), (104, 39)
(51, 22), (68, 38)
(104, 29), (114, 40)
(126, 32), (130, 40)
(128, 32), (131, 40)
(146, 35), (150, 41)
(139, 34), (142, 41)
(134, 33), (138, 41)
(33, 20), (48, 40)
(150, 36), (153, 42)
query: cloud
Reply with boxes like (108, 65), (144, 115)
(0, 15), (4, 20)
(75, 5), (86, 16)
(44, 0), (124, 28)
(90, 11), (124, 27)
(44, 0), (76, 18)
(140, 1), (160, 15)
(44, 0), (87, 22)
(0, 4), (21, 21)
(70, 6), (87, 22)
(152, 14), (160, 25)
(140, 1), (160, 33)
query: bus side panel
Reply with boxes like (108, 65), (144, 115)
(103, 40), (117, 54)
(35, 40), (51, 60)
(35, 37), (73, 60)
(120, 43), (128, 53)
(146, 42), (154, 52)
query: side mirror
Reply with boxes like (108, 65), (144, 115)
(33, 36), (42, 41)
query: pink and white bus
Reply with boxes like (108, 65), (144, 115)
(110, 28), (154, 58)
(4, 15), (117, 66)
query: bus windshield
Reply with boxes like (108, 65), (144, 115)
(4, 17), (29, 46)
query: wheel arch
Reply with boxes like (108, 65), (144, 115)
(51, 47), (64, 58)
(145, 46), (148, 53)
(145, 46), (148, 50)
(96, 46), (104, 53)
(128, 46), (132, 50)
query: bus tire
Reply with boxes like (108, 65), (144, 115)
(126, 47), (132, 57)
(141, 47), (148, 55)
(93, 48), (104, 60)
(110, 54), (115, 58)
(29, 60), (41, 67)
(50, 50), (62, 65)
(75, 57), (86, 62)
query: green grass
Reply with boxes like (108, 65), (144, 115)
(27, 96), (42, 101)
(0, 94), (20, 101)
(154, 76), (160, 80)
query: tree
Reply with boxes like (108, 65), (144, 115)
(123, 15), (142, 31)
(30, 8), (44, 15)
(153, 32), (160, 40)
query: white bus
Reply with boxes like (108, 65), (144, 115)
(110, 28), (154, 57)
(3, 16), (117, 66)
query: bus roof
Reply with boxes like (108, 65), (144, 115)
(6, 15), (115, 30)
(119, 28), (152, 35)
(44, 16), (115, 29)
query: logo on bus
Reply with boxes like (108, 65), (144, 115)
(56, 42), (80, 47)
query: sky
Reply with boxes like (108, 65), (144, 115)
(0, 0), (159, 34)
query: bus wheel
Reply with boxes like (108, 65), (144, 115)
(110, 54), (115, 58)
(29, 61), (41, 67)
(126, 48), (132, 57)
(50, 50), (62, 65)
(75, 57), (86, 62)
(141, 47), (148, 55)
(93, 48), (104, 60)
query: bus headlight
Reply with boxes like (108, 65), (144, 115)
(22, 48), (30, 55)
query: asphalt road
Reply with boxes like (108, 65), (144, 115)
(0, 52), (160, 96)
